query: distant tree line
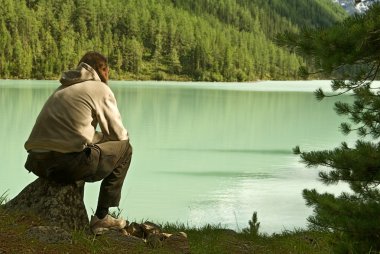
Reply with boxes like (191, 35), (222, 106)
(0, 0), (346, 81)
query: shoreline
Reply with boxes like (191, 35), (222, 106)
(0, 205), (333, 253)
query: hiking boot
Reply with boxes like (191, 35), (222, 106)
(90, 214), (127, 235)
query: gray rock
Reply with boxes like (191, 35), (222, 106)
(26, 226), (72, 244)
(5, 178), (88, 231)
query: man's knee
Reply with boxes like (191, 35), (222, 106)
(116, 139), (132, 160)
(125, 141), (132, 158)
(120, 141), (132, 168)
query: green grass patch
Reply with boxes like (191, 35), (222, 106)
(0, 205), (334, 253)
(159, 221), (333, 254)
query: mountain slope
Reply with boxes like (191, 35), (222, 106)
(172, 0), (347, 33)
(0, 0), (347, 81)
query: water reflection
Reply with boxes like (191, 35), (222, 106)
(162, 147), (293, 155)
(159, 170), (277, 179)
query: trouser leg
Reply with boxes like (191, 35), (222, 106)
(24, 140), (132, 208)
(24, 149), (98, 183)
(92, 140), (133, 208)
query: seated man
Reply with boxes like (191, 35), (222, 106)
(24, 51), (132, 234)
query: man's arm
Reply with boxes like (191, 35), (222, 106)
(96, 88), (129, 142)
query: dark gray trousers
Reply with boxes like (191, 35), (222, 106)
(25, 140), (132, 208)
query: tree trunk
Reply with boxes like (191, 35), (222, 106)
(4, 178), (89, 231)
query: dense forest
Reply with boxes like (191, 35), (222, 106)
(0, 0), (347, 81)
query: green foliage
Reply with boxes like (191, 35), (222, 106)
(0, 190), (8, 205)
(109, 207), (123, 219)
(298, 66), (310, 79)
(0, 0), (346, 81)
(279, 3), (380, 253)
(277, 3), (380, 78)
(242, 211), (260, 236)
(314, 88), (326, 101)
(293, 145), (301, 155)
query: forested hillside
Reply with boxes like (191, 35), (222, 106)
(0, 0), (347, 81)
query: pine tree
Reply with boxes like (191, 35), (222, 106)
(278, 3), (380, 253)
(167, 48), (182, 75)
(124, 38), (143, 75)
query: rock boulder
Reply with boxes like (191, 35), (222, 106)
(4, 177), (88, 231)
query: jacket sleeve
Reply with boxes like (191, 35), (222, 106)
(96, 87), (129, 142)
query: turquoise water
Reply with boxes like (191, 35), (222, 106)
(0, 80), (361, 233)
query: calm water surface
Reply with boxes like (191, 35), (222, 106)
(0, 80), (363, 233)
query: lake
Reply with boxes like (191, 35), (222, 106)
(0, 80), (361, 234)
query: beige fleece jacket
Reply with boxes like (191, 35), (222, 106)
(25, 63), (128, 153)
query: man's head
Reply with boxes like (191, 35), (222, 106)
(78, 51), (109, 83)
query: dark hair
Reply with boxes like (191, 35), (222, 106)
(78, 51), (108, 83)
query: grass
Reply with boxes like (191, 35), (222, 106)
(160, 223), (333, 254)
(0, 192), (334, 253)
(0, 209), (334, 253)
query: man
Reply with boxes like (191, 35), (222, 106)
(24, 51), (132, 235)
